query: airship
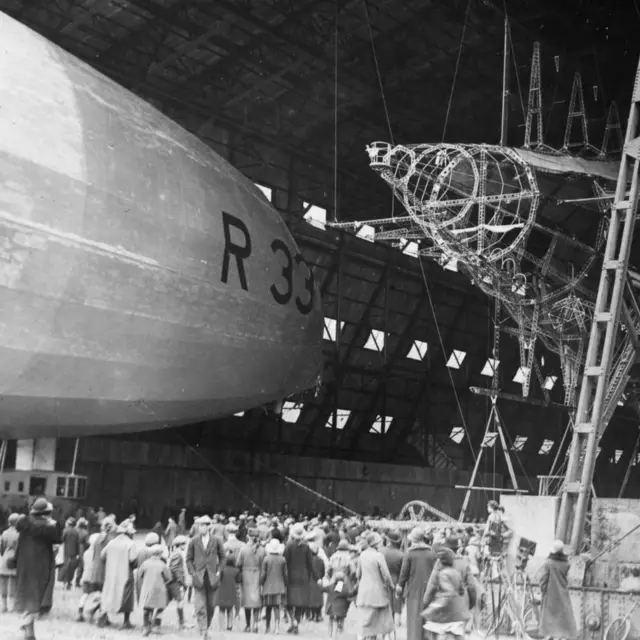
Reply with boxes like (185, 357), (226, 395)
(0, 13), (324, 439)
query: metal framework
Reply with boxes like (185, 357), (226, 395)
(556, 58), (640, 552)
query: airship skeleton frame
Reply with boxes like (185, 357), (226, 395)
(334, 41), (629, 408)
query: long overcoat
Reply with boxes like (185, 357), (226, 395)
(382, 545), (405, 615)
(237, 542), (266, 608)
(261, 553), (288, 597)
(309, 553), (325, 608)
(58, 525), (81, 583)
(0, 525), (19, 577)
(356, 547), (394, 608)
(87, 530), (116, 587)
(137, 556), (171, 610)
(283, 539), (316, 608)
(101, 534), (137, 615)
(539, 552), (577, 639)
(14, 515), (60, 614)
(397, 544), (437, 640)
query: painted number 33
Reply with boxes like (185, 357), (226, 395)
(270, 239), (314, 315)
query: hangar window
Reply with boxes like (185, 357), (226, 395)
(513, 436), (528, 451)
(407, 340), (428, 361)
(443, 258), (458, 272)
(446, 349), (466, 369)
(513, 366), (531, 384)
(481, 358), (499, 377)
(234, 412), (245, 417)
(356, 224), (376, 242)
(282, 401), (303, 423)
(370, 415), (388, 434)
(613, 449), (623, 463)
(304, 203), (327, 230)
(400, 239), (419, 258)
(482, 432), (498, 448)
(449, 427), (465, 444)
(255, 183), (272, 201)
(324, 318), (345, 342)
(364, 329), (385, 352)
(538, 439), (554, 455)
(325, 410), (350, 430)
(543, 375), (558, 390)
(597, 447), (602, 458)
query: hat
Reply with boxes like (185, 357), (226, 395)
(145, 532), (160, 546)
(550, 540), (565, 554)
(88, 533), (100, 547)
(437, 546), (455, 566)
(195, 515), (212, 525)
(266, 538), (281, 554)
(66, 517), (76, 527)
(150, 544), (165, 557)
(77, 518), (88, 528)
(304, 530), (317, 542)
(173, 535), (188, 547)
(409, 527), (425, 543)
(116, 520), (135, 535)
(8, 513), (19, 525)
(336, 539), (350, 551)
(226, 523), (238, 534)
(386, 530), (402, 545)
(30, 498), (52, 515)
(368, 532), (383, 548)
(290, 523), (305, 539)
(444, 537), (459, 552)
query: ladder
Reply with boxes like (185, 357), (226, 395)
(556, 57), (640, 553)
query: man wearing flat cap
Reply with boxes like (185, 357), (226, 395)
(186, 515), (225, 639)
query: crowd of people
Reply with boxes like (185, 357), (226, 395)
(0, 497), (578, 640)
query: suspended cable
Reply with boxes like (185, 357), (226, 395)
(176, 435), (264, 511)
(442, 0), (472, 142)
(333, 0), (339, 223)
(362, 0), (394, 145)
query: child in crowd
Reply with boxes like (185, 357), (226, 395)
(137, 545), (172, 637)
(217, 553), (241, 631)
(76, 533), (101, 623)
(323, 569), (356, 639)
(261, 539), (288, 633)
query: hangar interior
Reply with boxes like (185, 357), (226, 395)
(1, 0), (639, 521)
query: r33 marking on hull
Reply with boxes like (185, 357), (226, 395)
(220, 211), (315, 315)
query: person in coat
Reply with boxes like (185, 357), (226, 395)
(261, 538), (288, 633)
(164, 517), (178, 550)
(186, 515), (225, 640)
(539, 540), (577, 640)
(58, 517), (81, 590)
(76, 533), (101, 622)
(178, 508), (187, 535)
(322, 568), (357, 639)
(14, 498), (60, 640)
(382, 529), (405, 626)
(397, 527), (438, 640)
(86, 516), (117, 594)
(237, 527), (266, 632)
(73, 518), (89, 588)
(422, 547), (471, 639)
(356, 532), (395, 638)
(0, 513), (20, 612)
(97, 520), (137, 630)
(168, 535), (189, 629)
(308, 539), (326, 622)
(137, 545), (172, 636)
(218, 553), (241, 631)
(283, 523), (317, 634)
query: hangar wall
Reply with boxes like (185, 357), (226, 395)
(69, 438), (508, 525)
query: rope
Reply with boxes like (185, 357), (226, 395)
(441, 0), (472, 142)
(417, 257), (486, 500)
(362, 0), (394, 144)
(176, 435), (264, 511)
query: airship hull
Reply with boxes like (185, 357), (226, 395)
(0, 14), (323, 438)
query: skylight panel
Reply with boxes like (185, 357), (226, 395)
(538, 439), (554, 455)
(543, 376), (558, 390)
(513, 366), (531, 384)
(282, 401), (303, 423)
(303, 203), (327, 230)
(356, 224), (376, 242)
(325, 410), (350, 430)
(370, 415), (387, 434)
(481, 358), (499, 377)
(443, 258), (458, 272)
(234, 411), (245, 417)
(323, 318), (345, 342)
(482, 432), (498, 448)
(364, 329), (385, 352)
(407, 340), (428, 361)
(403, 241), (419, 258)
(446, 349), (466, 369)
(449, 427), (465, 444)
(513, 436), (528, 451)
(255, 183), (272, 201)
(614, 449), (623, 463)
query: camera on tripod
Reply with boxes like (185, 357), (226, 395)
(516, 536), (537, 571)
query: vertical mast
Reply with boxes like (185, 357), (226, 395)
(500, 17), (511, 146)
